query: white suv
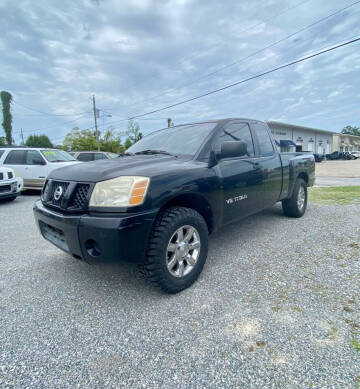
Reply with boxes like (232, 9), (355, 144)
(0, 148), (79, 190)
(0, 166), (23, 201)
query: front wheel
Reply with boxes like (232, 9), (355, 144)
(282, 178), (308, 218)
(140, 206), (209, 294)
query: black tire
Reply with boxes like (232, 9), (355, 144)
(140, 206), (209, 294)
(282, 178), (307, 218)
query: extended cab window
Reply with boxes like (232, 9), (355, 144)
(253, 123), (274, 157)
(0, 150), (4, 158)
(77, 153), (94, 162)
(4, 150), (26, 164)
(215, 123), (254, 156)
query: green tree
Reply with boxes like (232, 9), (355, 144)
(127, 120), (143, 143)
(341, 125), (360, 136)
(124, 138), (132, 149)
(0, 91), (13, 145)
(101, 129), (124, 153)
(0, 137), (5, 146)
(123, 120), (143, 149)
(25, 134), (53, 148)
(63, 126), (124, 152)
(63, 127), (98, 151)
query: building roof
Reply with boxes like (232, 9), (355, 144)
(266, 120), (335, 135)
(333, 133), (360, 139)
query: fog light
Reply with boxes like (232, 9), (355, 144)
(85, 239), (101, 257)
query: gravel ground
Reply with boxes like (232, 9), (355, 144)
(315, 159), (360, 178)
(1, 194), (359, 389)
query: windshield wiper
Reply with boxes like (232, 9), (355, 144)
(134, 149), (173, 156)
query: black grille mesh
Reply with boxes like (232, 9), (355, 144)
(69, 184), (90, 210)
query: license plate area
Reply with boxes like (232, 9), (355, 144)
(39, 221), (69, 253)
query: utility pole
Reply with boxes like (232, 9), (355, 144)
(20, 128), (24, 145)
(92, 95), (100, 151)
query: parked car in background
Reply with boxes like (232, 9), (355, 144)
(72, 151), (119, 162)
(350, 151), (359, 159)
(313, 153), (324, 162)
(344, 151), (356, 160)
(0, 166), (23, 202)
(325, 151), (343, 160)
(302, 151), (324, 162)
(0, 147), (79, 189)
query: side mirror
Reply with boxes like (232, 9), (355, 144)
(218, 141), (248, 159)
(33, 158), (46, 165)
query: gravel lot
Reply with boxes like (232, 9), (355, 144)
(1, 194), (359, 388)
(316, 159), (360, 178)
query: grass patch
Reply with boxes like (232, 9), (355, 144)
(309, 186), (360, 205)
(350, 338), (360, 352)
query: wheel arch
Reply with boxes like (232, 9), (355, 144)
(159, 193), (214, 234)
(297, 172), (309, 185)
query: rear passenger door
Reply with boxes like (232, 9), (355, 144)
(250, 122), (282, 210)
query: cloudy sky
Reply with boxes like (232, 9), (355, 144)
(1, 0), (359, 145)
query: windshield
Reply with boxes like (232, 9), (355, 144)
(127, 122), (217, 156)
(41, 149), (76, 162)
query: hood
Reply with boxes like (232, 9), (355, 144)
(0, 166), (14, 174)
(48, 154), (195, 182)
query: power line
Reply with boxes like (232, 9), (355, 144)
(18, 113), (90, 134)
(14, 101), (89, 117)
(123, 37), (360, 120)
(112, 0), (360, 115)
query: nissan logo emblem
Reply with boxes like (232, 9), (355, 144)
(54, 186), (63, 201)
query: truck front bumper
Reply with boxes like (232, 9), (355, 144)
(0, 178), (23, 199)
(33, 200), (158, 264)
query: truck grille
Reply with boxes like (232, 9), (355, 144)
(69, 184), (90, 210)
(42, 179), (93, 212)
(0, 185), (11, 193)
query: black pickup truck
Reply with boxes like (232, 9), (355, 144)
(34, 118), (315, 293)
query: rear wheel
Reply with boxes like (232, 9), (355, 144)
(140, 206), (209, 294)
(282, 178), (307, 218)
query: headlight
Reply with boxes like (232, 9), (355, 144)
(89, 176), (150, 207)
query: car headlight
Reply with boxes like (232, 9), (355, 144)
(89, 176), (150, 207)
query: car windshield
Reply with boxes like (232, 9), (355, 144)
(41, 149), (76, 162)
(127, 122), (217, 156)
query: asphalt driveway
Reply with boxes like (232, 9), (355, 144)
(1, 195), (359, 388)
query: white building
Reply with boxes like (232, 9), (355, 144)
(266, 121), (334, 154)
(333, 133), (360, 152)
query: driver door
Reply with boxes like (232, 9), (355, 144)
(213, 121), (262, 225)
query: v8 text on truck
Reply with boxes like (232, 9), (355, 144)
(33, 118), (315, 293)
